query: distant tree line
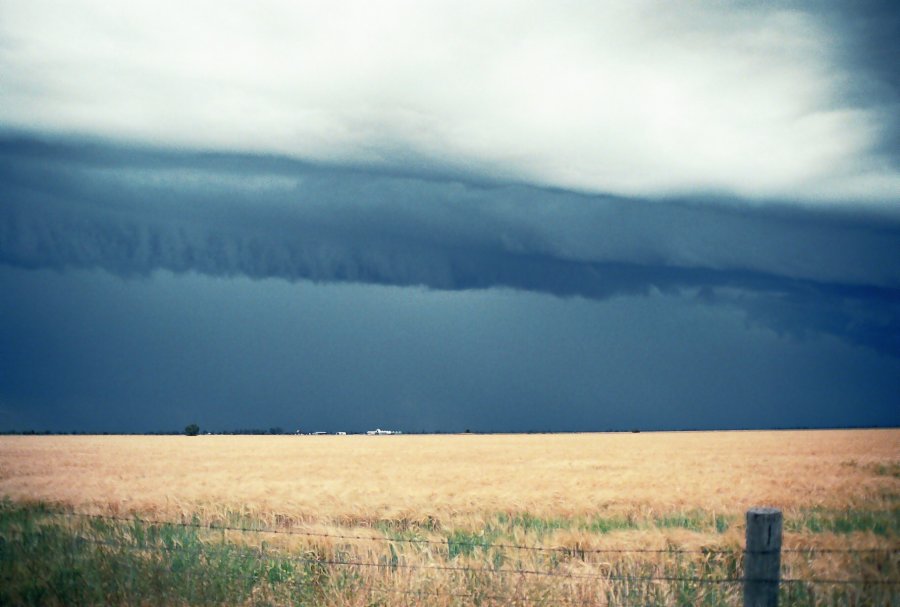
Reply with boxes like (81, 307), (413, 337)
(2, 424), (895, 436)
(187, 427), (286, 435)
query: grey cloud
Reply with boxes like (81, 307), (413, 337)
(699, 285), (900, 359)
(2, 2), (898, 202)
(805, 0), (900, 165)
(2, 136), (899, 356)
(4, 263), (897, 434)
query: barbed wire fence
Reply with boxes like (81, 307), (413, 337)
(6, 508), (900, 606)
(57, 511), (898, 558)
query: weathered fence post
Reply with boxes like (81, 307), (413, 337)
(744, 507), (782, 607)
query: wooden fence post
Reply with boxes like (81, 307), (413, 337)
(744, 507), (782, 607)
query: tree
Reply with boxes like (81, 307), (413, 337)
(184, 423), (200, 436)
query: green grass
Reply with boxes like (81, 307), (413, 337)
(1, 501), (897, 606)
(491, 510), (734, 536)
(653, 511), (733, 533)
(0, 501), (352, 606)
(365, 509), (735, 543)
(786, 509), (900, 536)
(495, 512), (572, 535)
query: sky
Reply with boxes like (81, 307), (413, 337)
(1, 1), (898, 433)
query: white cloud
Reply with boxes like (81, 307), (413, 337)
(1, 0), (897, 204)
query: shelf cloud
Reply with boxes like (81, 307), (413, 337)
(2, 137), (898, 356)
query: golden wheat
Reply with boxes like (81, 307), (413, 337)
(1, 429), (896, 525)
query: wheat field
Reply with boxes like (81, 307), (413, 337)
(1, 429), (896, 522)
(1, 429), (897, 605)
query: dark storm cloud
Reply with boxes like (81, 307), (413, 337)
(2, 135), (899, 357)
(4, 265), (897, 434)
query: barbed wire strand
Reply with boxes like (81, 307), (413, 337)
(59, 535), (744, 584)
(55, 511), (899, 557)
(6, 531), (896, 587)
(60, 511), (726, 554)
(0, 534), (622, 607)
